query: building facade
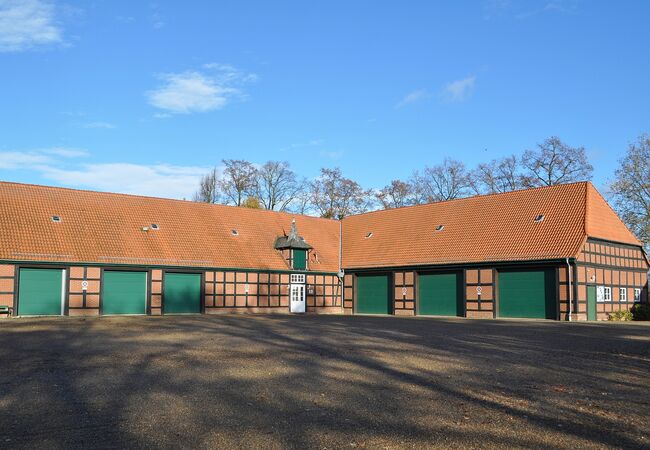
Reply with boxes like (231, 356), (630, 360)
(0, 181), (647, 321)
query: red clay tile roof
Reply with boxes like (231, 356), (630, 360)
(342, 182), (643, 269)
(584, 182), (641, 246)
(0, 182), (341, 272)
(0, 181), (644, 271)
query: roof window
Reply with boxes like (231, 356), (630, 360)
(534, 214), (545, 223)
(51, 215), (61, 223)
(435, 225), (444, 232)
(365, 232), (373, 238)
(151, 224), (159, 230)
(231, 229), (239, 236)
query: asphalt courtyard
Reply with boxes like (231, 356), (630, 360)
(0, 315), (648, 449)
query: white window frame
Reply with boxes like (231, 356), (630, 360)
(290, 273), (305, 284)
(619, 288), (627, 302)
(596, 286), (605, 302)
(603, 286), (611, 302)
(634, 288), (641, 303)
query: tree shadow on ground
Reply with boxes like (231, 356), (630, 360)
(0, 315), (648, 448)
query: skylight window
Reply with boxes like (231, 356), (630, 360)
(151, 224), (159, 230)
(231, 229), (239, 236)
(365, 232), (373, 238)
(51, 215), (61, 223)
(534, 214), (545, 223)
(435, 225), (444, 232)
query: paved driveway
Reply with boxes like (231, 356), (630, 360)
(0, 315), (648, 449)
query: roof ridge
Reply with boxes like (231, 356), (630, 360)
(345, 181), (590, 219)
(0, 180), (337, 223)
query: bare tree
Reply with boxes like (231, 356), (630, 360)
(471, 155), (521, 194)
(611, 134), (650, 251)
(411, 158), (471, 203)
(287, 178), (311, 215)
(219, 159), (258, 206)
(310, 168), (371, 219)
(193, 167), (220, 203)
(520, 137), (593, 187)
(376, 179), (414, 209)
(254, 161), (301, 211)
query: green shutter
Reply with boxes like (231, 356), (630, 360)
(587, 285), (597, 321)
(293, 250), (307, 270)
(419, 272), (462, 316)
(102, 271), (147, 315)
(164, 273), (201, 314)
(498, 269), (556, 319)
(18, 268), (63, 316)
(356, 274), (390, 314)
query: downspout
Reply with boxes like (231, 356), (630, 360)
(339, 219), (344, 312)
(566, 258), (573, 322)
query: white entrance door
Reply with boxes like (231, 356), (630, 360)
(290, 284), (306, 313)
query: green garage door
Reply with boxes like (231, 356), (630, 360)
(18, 268), (64, 316)
(356, 274), (390, 314)
(499, 269), (556, 319)
(164, 273), (201, 314)
(102, 271), (147, 315)
(419, 272), (462, 316)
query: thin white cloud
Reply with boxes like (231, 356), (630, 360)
(59, 110), (86, 117)
(515, 1), (577, 19)
(396, 89), (429, 108)
(0, 147), (208, 199)
(319, 150), (344, 160)
(442, 76), (477, 102)
(281, 139), (324, 152)
(82, 121), (116, 129)
(150, 3), (164, 29)
(0, 151), (51, 169)
(147, 72), (234, 114)
(484, 0), (577, 20)
(41, 163), (208, 199)
(147, 64), (256, 115)
(0, 0), (63, 52)
(41, 147), (89, 158)
(0, 147), (85, 168)
(116, 15), (135, 24)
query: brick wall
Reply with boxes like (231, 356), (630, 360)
(575, 240), (649, 320)
(204, 270), (341, 314)
(67, 266), (101, 317)
(465, 269), (494, 319)
(558, 266), (573, 321)
(150, 269), (163, 315)
(0, 264), (15, 317)
(306, 274), (342, 313)
(393, 271), (415, 316)
(343, 274), (354, 314)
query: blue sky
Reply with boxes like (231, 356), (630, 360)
(0, 0), (649, 199)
